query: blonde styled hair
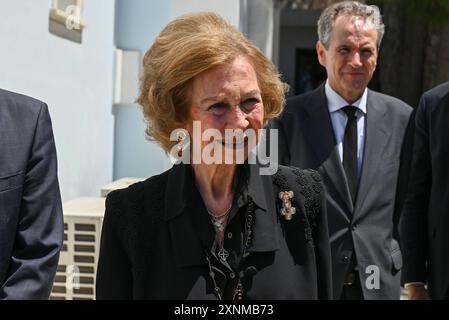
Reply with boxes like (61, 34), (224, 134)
(138, 12), (288, 152)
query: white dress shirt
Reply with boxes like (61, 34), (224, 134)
(324, 81), (367, 177)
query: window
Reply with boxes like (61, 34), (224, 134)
(49, 0), (86, 43)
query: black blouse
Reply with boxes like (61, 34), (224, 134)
(96, 163), (332, 300)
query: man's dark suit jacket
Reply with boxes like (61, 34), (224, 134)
(270, 85), (412, 299)
(400, 81), (449, 299)
(0, 89), (63, 299)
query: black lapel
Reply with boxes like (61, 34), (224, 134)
(164, 164), (214, 268)
(246, 164), (280, 253)
(354, 90), (390, 215)
(300, 85), (353, 215)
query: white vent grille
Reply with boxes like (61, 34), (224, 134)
(51, 198), (104, 300)
(100, 177), (143, 197)
(51, 179), (143, 300)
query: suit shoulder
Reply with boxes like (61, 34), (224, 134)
(0, 88), (46, 113)
(284, 89), (318, 113)
(423, 81), (449, 99)
(273, 165), (324, 227)
(105, 170), (170, 219)
(277, 166), (324, 199)
(369, 90), (412, 115)
(421, 82), (449, 111)
(275, 165), (323, 184)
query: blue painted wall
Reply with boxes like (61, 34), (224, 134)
(113, 0), (171, 180)
(0, 0), (116, 201)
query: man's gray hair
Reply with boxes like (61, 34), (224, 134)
(317, 1), (385, 49)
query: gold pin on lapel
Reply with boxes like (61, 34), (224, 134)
(279, 191), (296, 220)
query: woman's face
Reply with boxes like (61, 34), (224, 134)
(187, 56), (264, 164)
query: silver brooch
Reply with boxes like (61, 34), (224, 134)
(279, 191), (296, 220)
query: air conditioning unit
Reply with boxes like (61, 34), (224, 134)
(50, 198), (105, 300)
(50, 178), (144, 300)
(100, 177), (144, 198)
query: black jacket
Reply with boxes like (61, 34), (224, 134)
(400, 81), (449, 299)
(96, 163), (332, 299)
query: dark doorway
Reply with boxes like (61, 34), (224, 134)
(294, 48), (327, 95)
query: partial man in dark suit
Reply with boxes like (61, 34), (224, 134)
(0, 88), (63, 299)
(400, 81), (449, 300)
(270, 1), (412, 299)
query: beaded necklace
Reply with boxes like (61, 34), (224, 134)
(207, 203), (232, 233)
(205, 197), (255, 300)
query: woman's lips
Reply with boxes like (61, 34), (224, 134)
(216, 135), (249, 147)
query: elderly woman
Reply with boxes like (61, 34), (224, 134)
(96, 12), (332, 300)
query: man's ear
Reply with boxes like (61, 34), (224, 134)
(316, 41), (326, 67)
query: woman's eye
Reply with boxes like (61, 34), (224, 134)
(240, 98), (259, 112)
(208, 102), (227, 115)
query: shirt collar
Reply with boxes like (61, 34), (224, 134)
(325, 80), (368, 115)
(236, 164), (267, 212)
(164, 163), (278, 255)
(164, 163), (267, 222)
(164, 163), (192, 221)
(236, 164), (279, 253)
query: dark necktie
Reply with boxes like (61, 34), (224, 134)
(342, 106), (359, 203)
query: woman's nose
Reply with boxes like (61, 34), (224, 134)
(226, 105), (249, 129)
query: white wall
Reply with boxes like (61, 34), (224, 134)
(0, 0), (116, 201)
(171, 0), (240, 27)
